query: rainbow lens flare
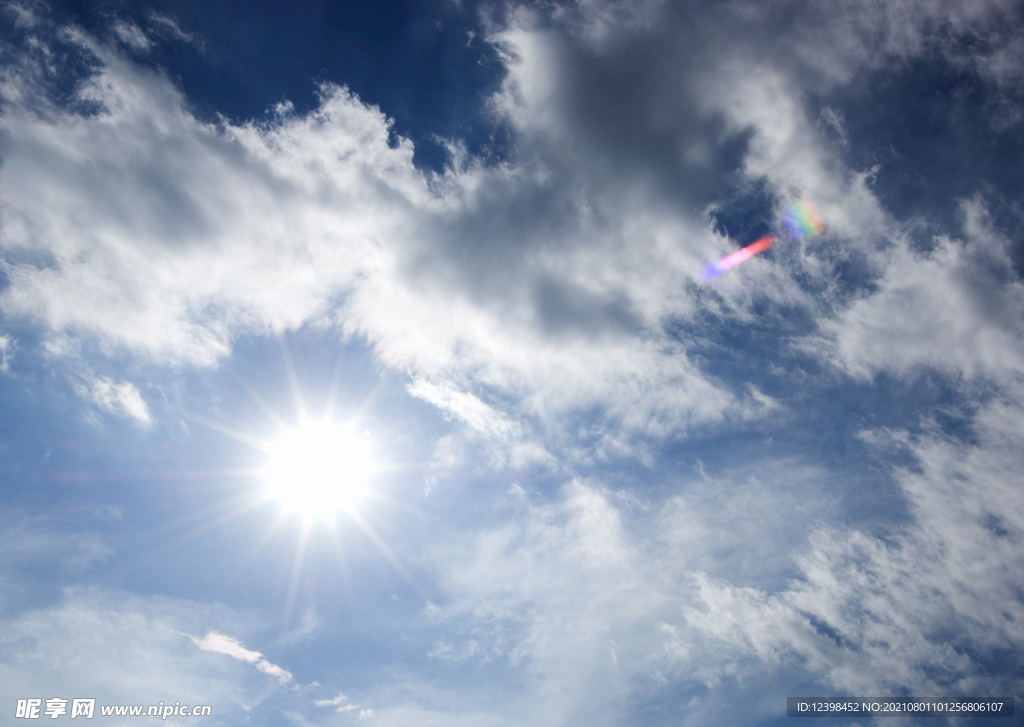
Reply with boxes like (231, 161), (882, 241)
(783, 198), (825, 239)
(702, 235), (775, 280)
(702, 197), (826, 281)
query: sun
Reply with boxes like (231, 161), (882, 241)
(263, 420), (375, 520)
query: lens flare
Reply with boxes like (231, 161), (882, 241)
(783, 197), (826, 239)
(702, 235), (775, 280)
(702, 197), (826, 280)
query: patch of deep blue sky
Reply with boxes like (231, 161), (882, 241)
(808, 42), (1024, 272)
(40, 0), (509, 171)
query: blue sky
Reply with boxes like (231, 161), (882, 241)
(1, 0), (1023, 725)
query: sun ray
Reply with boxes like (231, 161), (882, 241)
(278, 333), (309, 423)
(322, 347), (350, 423)
(221, 510), (294, 594)
(230, 373), (292, 434)
(104, 482), (272, 584)
(348, 510), (428, 600)
(139, 488), (263, 551)
(325, 525), (357, 612)
(283, 522), (313, 623)
(187, 412), (276, 451)
(177, 336), (432, 612)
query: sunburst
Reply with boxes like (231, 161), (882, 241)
(263, 419), (375, 520)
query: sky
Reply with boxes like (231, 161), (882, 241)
(1, 0), (1023, 725)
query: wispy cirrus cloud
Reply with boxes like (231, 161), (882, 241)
(75, 375), (151, 424)
(682, 392), (1024, 698)
(413, 393), (1024, 722)
(0, 334), (13, 372)
(314, 692), (375, 719)
(111, 20), (151, 53)
(812, 198), (1024, 382)
(187, 631), (293, 684)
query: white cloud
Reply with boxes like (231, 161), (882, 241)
(679, 392), (1024, 697)
(313, 692), (370, 716)
(0, 334), (13, 371)
(356, 702), (513, 727)
(407, 378), (519, 440)
(314, 693), (350, 707)
(147, 12), (204, 51)
(75, 375), (151, 424)
(188, 631), (293, 684)
(0, 0), (1018, 476)
(813, 198), (1024, 381)
(0, 508), (113, 570)
(419, 480), (660, 724)
(0, 31), (417, 367)
(192, 631), (263, 663)
(0, 507), (113, 612)
(255, 659), (294, 683)
(112, 20), (152, 52)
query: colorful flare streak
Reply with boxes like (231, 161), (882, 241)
(783, 198), (826, 239)
(702, 197), (825, 281)
(702, 235), (775, 280)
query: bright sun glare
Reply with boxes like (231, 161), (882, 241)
(264, 420), (374, 519)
